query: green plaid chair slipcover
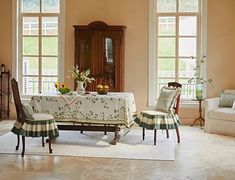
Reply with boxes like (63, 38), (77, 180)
(135, 82), (182, 145)
(135, 110), (180, 130)
(134, 110), (180, 145)
(11, 78), (59, 157)
(11, 113), (59, 139)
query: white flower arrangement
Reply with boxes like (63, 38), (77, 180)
(70, 65), (95, 83)
(188, 56), (212, 84)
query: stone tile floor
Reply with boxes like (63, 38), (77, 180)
(0, 120), (235, 180)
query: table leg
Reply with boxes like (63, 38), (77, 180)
(191, 99), (205, 129)
(191, 117), (205, 129)
(110, 125), (120, 145)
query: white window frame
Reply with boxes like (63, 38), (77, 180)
(148, 0), (207, 107)
(12, 0), (65, 98)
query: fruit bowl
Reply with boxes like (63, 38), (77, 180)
(97, 84), (109, 95)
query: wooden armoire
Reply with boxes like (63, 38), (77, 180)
(73, 21), (126, 92)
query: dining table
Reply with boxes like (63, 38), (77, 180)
(30, 91), (137, 144)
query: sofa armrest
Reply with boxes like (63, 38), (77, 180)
(204, 97), (220, 112)
(204, 97), (220, 121)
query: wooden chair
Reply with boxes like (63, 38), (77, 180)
(11, 78), (59, 157)
(166, 82), (182, 142)
(135, 82), (182, 145)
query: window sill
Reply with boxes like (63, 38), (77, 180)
(147, 100), (199, 109)
(179, 100), (199, 108)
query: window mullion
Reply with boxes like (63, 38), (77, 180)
(38, 14), (42, 93)
(175, 14), (179, 82)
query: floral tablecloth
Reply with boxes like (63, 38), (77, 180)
(30, 92), (137, 128)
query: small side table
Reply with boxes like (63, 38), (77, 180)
(191, 99), (205, 129)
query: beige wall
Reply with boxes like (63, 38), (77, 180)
(207, 0), (235, 97)
(1, 0), (235, 123)
(0, 0), (12, 71)
(65, 0), (148, 113)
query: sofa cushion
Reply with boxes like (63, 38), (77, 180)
(209, 108), (235, 122)
(218, 93), (235, 108)
(224, 89), (235, 95)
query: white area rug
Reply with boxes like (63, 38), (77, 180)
(0, 129), (174, 160)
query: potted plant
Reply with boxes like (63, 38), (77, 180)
(188, 56), (212, 100)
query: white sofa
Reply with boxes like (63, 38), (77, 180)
(205, 90), (235, 137)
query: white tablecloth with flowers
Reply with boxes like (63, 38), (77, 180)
(30, 92), (137, 128)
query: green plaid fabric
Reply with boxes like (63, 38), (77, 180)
(11, 119), (59, 139)
(134, 110), (180, 130)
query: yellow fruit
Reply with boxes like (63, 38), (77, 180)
(97, 84), (103, 89)
(103, 85), (109, 89)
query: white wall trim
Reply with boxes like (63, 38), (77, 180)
(148, 0), (156, 106)
(12, 0), (18, 80)
(58, 0), (65, 83)
(12, 0), (65, 97)
(201, 0), (208, 98)
(148, 0), (207, 107)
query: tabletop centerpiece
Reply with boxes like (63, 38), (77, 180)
(188, 56), (212, 100)
(70, 65), (95, 94)
(55, 82), (71, 94)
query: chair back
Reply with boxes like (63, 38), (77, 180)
(11, 78), (25, 123)
(168, 82), (182, 114)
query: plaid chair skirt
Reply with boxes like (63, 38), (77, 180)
(11, 118), (59, 139)
(135, 110), (180, 130)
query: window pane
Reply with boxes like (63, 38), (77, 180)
(23, 57), (38, 75)
(157, 0), (176, 12)
(42, 57), (58, 75)
(179, 16), (197, 36)
(179, 58), (196, 78)
(179, 38), (196, 57)
(42, 0), (60, 13)
(22, 0), (40, 13)
(42, 17), (58, 35)
(23, 17), (38, 35)
(23, 76), (39, 95)
(158, 38), (175, 57)
(42, 77), (58, 93)
(179, 79), (196, 99)
(179, 0), (198, 12)
(42, 37), (58, 55)
(157, 58), (175, 78)
(158, 17), (175, 36)
(23, 37), (39, 55)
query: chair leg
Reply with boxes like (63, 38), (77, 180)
(42, 136), (45, 147)
(48, 138), (53, 153)
(21, 136), (25, 157)
(104, 124), (107, 135)
(142, 128), (145, 140)
(81, 123), (83, 134)
(16, 134), (20, 150)
(166, 129), (169, 138)
(175, 127), (180, 143)
(154, 129), (157, 145)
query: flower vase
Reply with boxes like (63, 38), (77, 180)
(76, 81), (86, 94)
(196, 84), (203, 100)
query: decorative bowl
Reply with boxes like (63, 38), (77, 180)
(97, 85), (109, 95)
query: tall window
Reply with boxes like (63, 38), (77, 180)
(154, 0), (202, 101)
(16, 0), (64, 96)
